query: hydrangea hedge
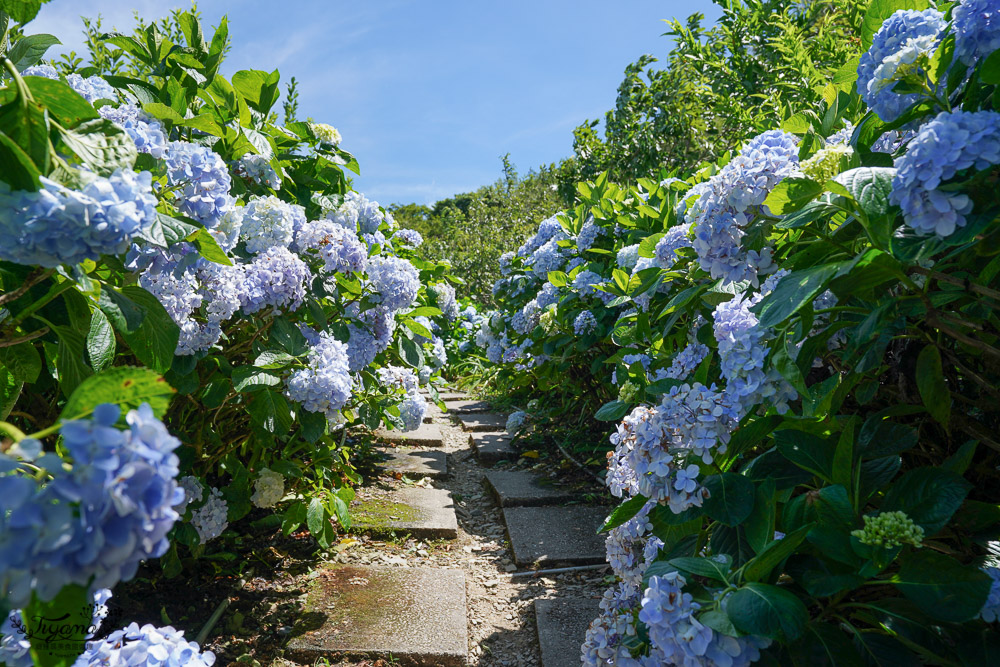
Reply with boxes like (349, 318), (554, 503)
(0, 5), (471, 665)
(462, 0), (1000, 663)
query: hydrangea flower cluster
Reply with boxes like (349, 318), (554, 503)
(240, 195), (304, 253)
(0, 403), (182, 608)
(346, 306), (395, 371)
(576, 217), (604, 252)
(190, 487), (229, 543)
(99, 104), (169, 158)
(241, 246), (310, 314)
(392, 228), (423, 247)
(430, 281), (460, 320)
(329, 191), (385, 236)
(654, 223), (692, 269)
(851, 510), (925, 548)
(605, 501), (662, 586)
(686, 130), (798, 285)
(981, 566), (1000, 623)
(659, 342), (709, 381)
(639, 572), (769, 666)
(78, 622), (216, 666)
(175, 475), (204, 515)
(800, 144), (854, 183)
(0, 169), (157, 267)
(516, 215), (564, 257)
(856, 9), (945, 123)
(310, 122), (342, 145)
(581, 582), (643, 666)
(397, 391), (427, 431)
(286, 331), (353, 421)
(573, 310), (598, 335)
(166, 141), (234, 226)
(506, 411), (527, 434)
(368, 257), (420, 311)
(237, 154), (282, 189)
(378, 365), (420, 393)
(953, 0), (1000, 65)
(616, 244), (641, 270)
(890, 109), (1000, 237)
(251, 468), (285, 508)
(296, 220), (368, 274)
(22, 65), (115, 102)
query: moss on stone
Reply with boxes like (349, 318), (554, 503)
(350, 496), (420, 532)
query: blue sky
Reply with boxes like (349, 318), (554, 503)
(31, 0), (722, 206)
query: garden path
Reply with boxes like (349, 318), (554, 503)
(281, 388), (611, 666)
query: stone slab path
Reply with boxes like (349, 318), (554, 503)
(445, 399), (493, 414)
(286, 565), (467, 666)
(484, 470), (577, 507)
(351, 486), (458, 539)
(503, 506), (609, 567)
(457, 412), (508, 432)
(470, 432), (516, 464)
(377, 447), (448, 479)
(374, 422), (445, 447)
(534, 598), (602, 667)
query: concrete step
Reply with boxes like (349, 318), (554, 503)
(287, 565), (467, 666)
(503, 506), (609, 567)
(456, 412), (508, 432)
(484, 470), (576, 507)
(444, 399), (492, 414)
(377, 447), (447, 480)
(374, 422), (445, 447)
(469, 432), (516, 464)
(351, 487), (458, 539)
(535, 598), (602, 667)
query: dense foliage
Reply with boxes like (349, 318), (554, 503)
(0, 3), (469, 664)
(459, 0), (1000, 663)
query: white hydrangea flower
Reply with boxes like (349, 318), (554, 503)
(310, 122), (342, 146)
(251, 468), (285, 508)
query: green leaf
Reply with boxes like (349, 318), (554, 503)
(893, 550), (991, 622)
(595, 400), (630, 421)
(22, 76), (99, 127)
(399, 335), (424, 367)
(142, 101), (186, 124)
(402, 318), (434, 340)
(790, 623), (864, 666)
(772, 333), (809, 398)
(306, 497), (326, 534)
(25, 584), (91, 667)
(271, 316), (309, 356)
(8, 34), (61, 71)
(764, 177), (824, 215)
(774, 429), (835, 483)
(0, 128), (42, 189)
(861, 0), (930, 48)
(982, 49), (1000, 85)
(753, 262), (842, 329)
(0, 0), (42, 23)
(185, 227), (233, 265)
(546, 270), (568, 287)
(727, 582), (808, 641)
(599, 494), (649, 533)
(113, 286), (180, 373)
(231, 366), (280, 392)
(232, 69), (281, 113)
(915, 345), (949, 427)
(669, 555), (732, 582)
(701, 473), (755, 526)
(60, 366), (175, 420)
(0, 340), (41, 383)
(59, 119), (137, 175)
(881, 467), (971, 535)
(282, 501), (307, 535)
(742, 523), (813, 582)
(781, 112), (813, 134)
(0, 99), (50, 174)
(85, 308), (115, 372)
(254, 350), (295, 368)
(835, 167), (896, 218)
(744, 478), (776, 554)
(407, 306), (443, 318)
(248, 388), (293, 434)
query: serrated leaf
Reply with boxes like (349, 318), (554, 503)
(915, 345), (949, 427)
(834, 167), (896, 218)
(595, 400), (630, 421)
(728, 582), (807, 641)
(599, 495), (649, 533)
(85, 308), (115, 372)
(59, 119), (137, 175)
(8, 33), (60, 72)
(669, 555), (732, 582)
(702, 473), (755, 526)
(893, 550), (990, 622)
(764, 177), (824, 215)
(60, 366), (175, 420)
(185, 227), (232, 265)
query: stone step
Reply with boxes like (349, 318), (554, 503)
(423, 401), (445, 422)
(374, 422), (445, 447)
(351, 487), (458, 539)
(287, 565), (467, 666)
(456, 412), (508, 432)
(377, 447), (447, 479)
(443, 399), (492, 414)
(503, 506), (609, 567)
(534, 598), (602, 667)
(436, 391), (468, 401)
(470, 432), (516, 464)
(484, 470), (576, 507)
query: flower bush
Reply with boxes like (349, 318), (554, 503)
(0, 5), (465, 663)
(458, 0), (1000, 663)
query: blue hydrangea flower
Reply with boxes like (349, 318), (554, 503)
(857, 9), (946, 122)
(392, 228), (423, 247)
(0, 168), (157, 267)
(240, 195), (303, 253)
(397, 391), (427, 431)
(328, 191), (384, 235)
(581, 582), (642, 667)
(616, 244), (641, 270)
(890, 109), (1000, 236)
(347, 305), (396, 371)
(506, 410), (527, 433)
(574, 310), (598, 335)
(166, 141), (234, 226)
(517, 215), (563, 257)
(76, 622), (216, 666)
(654, 223), (692, 268)
(296, 219), (367, 273)
(99, 104), (169, 158)
(954, 0), (1000, 65)
(430, 281), (459, 320)
(526, 237), (568, 278)
(981, 566), (1000, 622)
(0, 404), (182, 608)
(237, 153), (281, 189)
(22, 66), (115, 103)
(368, 256), (420, 311)
(605, 500), (658, 586)
(287, 331), (354, 421)
(241, 246), (310, 314)
(576, 217), (604, 252)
